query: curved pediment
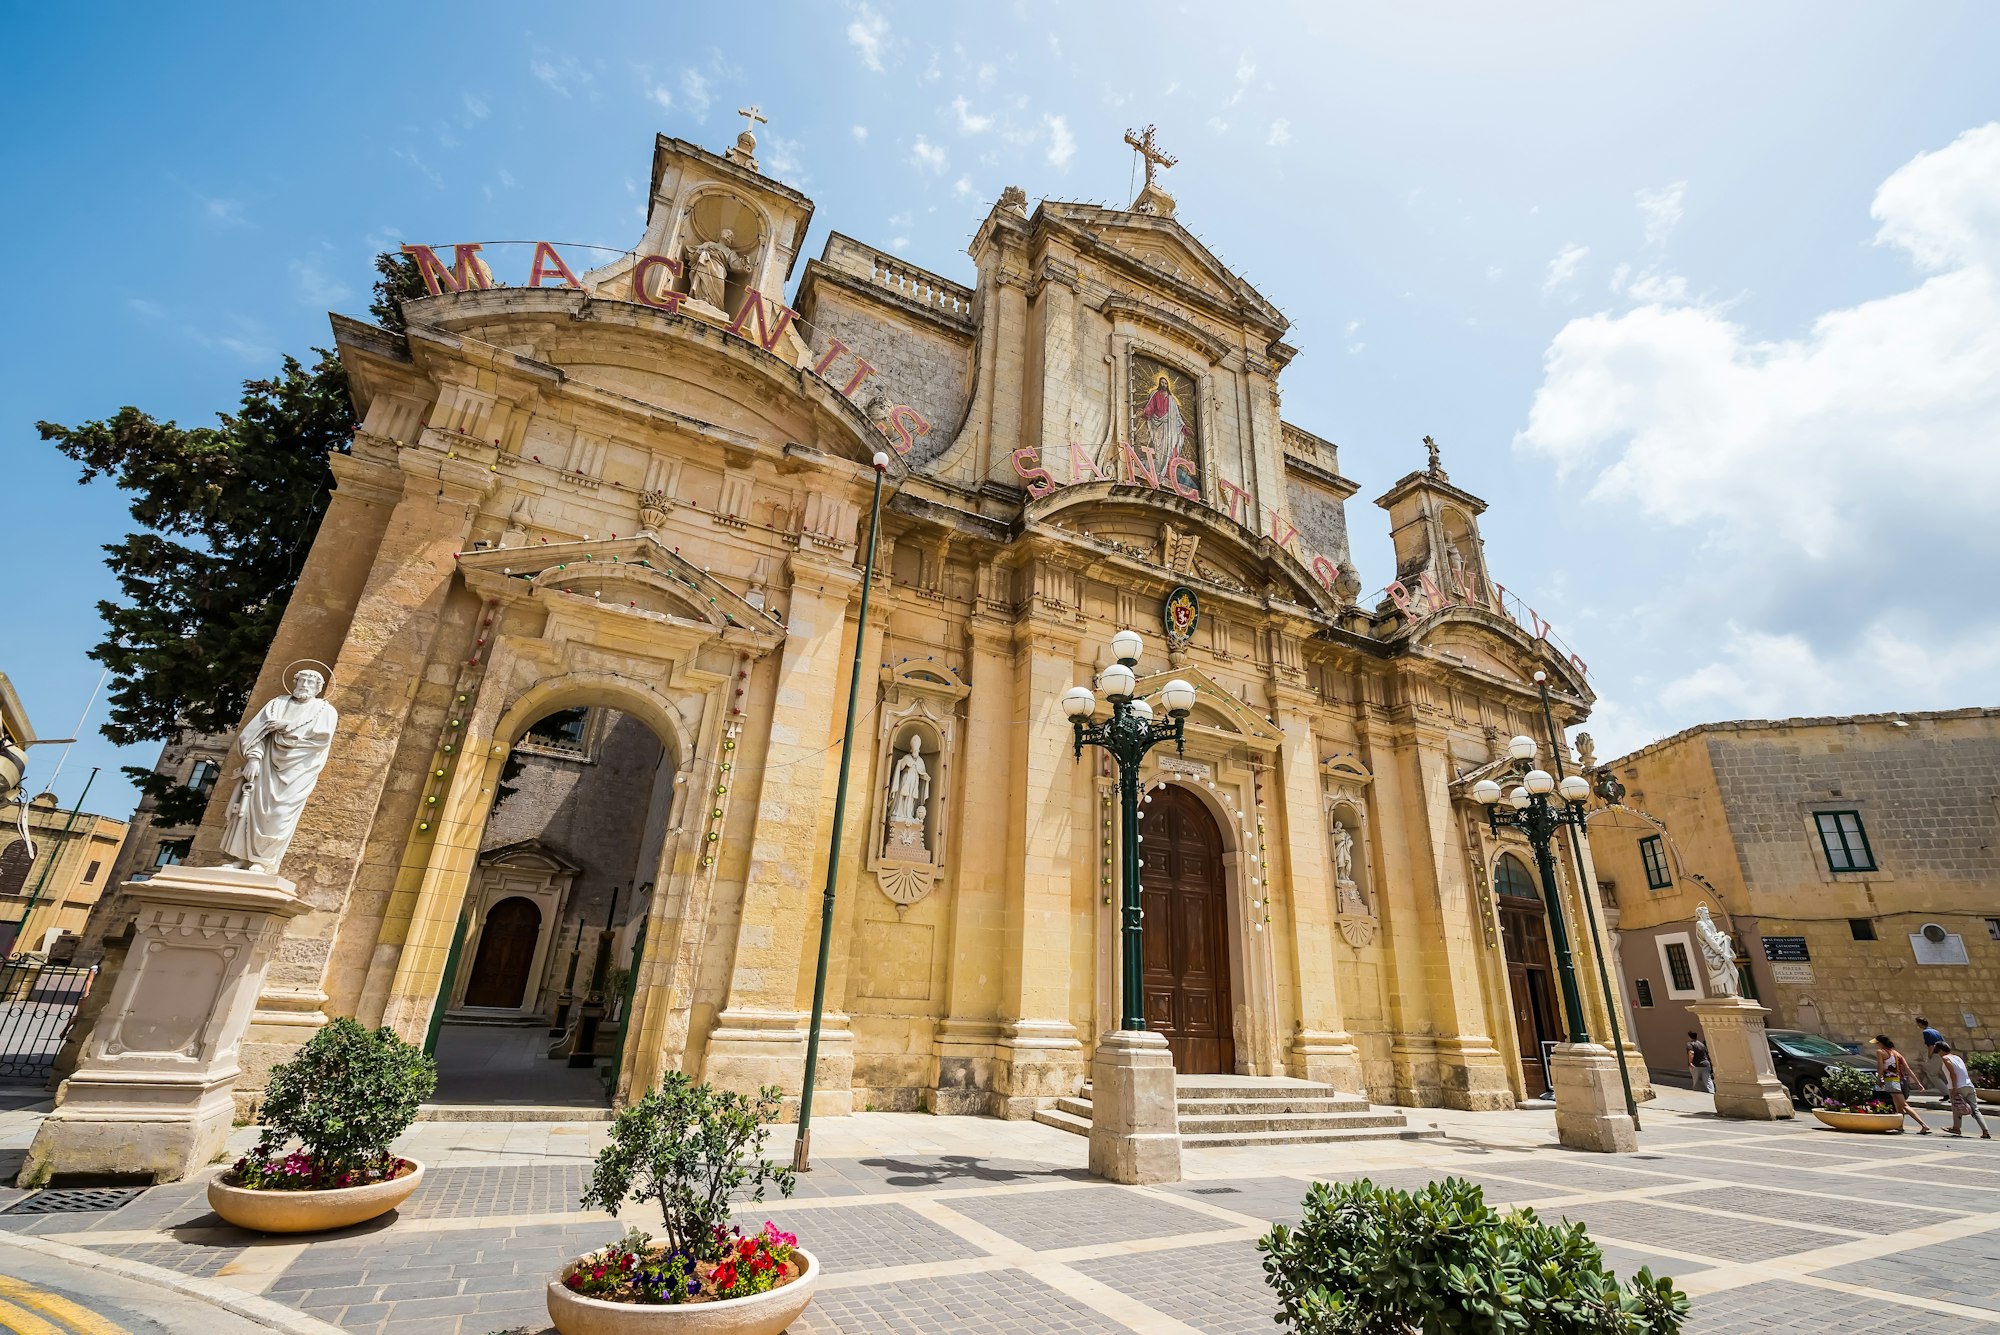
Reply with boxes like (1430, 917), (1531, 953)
(399, 288), (900, 475)
(1027, 483), (1342, 617)
(1408, 606), (1592, 702)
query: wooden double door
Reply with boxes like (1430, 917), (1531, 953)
(464, 895), (543, 1009)
(1138, 784), (1236, 1075)
(1500, 899), (1566, 1096)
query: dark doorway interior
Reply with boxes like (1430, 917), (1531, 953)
(1496, 852), (1565, 1096)
(463, 896), (541, 1009)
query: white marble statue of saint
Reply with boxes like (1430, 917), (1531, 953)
(221, 667), (338, 875)
(889, 735), (930, 827)
(1332, 824), (1355, 886)
(1694, 905), (1741, 998)
(687, 229), (749, 309)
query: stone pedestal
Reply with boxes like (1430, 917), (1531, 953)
(1087, 1029), (1181, 1184)
(19, 866), (309, 1186)
(1690, 998), (1794, 1121)
(1549, 1041), (1638, 1153)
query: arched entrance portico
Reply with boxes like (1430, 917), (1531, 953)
(1139, 784), (1235, 1074)
(1495, 852), (1565, 1096)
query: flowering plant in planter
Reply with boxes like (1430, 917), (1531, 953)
(1815, 1063), (1893, 1115)
(229, 1016), (437, 1190)
(1967, 1052), (2000, 1091)
(569, 1074), (802, 1306)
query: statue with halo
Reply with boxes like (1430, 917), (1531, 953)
(221, 663), (339, 875)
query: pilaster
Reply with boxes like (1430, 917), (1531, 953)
(1270, 687), (1361, 1091)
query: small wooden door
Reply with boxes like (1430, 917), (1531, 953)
(1139, 785), (1235, 1075)
(1500, 901), (1565, 1096)
(464, 896), (542, 1009)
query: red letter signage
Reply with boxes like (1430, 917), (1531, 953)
(527, 241), (581, 289)
(401, 243), (492, 295)
(632, 255), (684, 311)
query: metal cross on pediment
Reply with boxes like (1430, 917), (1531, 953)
(737, 105), (768, 132)
(1123, 124), (1177, 190)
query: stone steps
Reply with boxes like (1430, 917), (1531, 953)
(1033, 1075), (1437, 1147)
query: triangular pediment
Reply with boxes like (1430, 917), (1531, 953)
(1039, 203), (1287, 334)
(1134, 665), (1283, 747)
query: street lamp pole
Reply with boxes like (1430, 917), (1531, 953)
(1063, 635), (1197, 1032)
(1532, 671), (1640, 1130)
(1472, 741), (1592, 1045)
(793, 450), (890, 1174)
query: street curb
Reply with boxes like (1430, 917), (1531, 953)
(0, 1231), (345, 1335)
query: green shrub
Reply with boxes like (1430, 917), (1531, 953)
(1966, 1052), (2000, 1089)
(238, 1017), (436, 1188)
(580, 1074), (795, 1263)
(1258, 1176), (1687, 1334)
(1816, 1063), (1887, 1111)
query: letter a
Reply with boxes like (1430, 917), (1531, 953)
(528, 241), (581, 289)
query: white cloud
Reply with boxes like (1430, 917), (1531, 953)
(952, 96), (993, 135)
(1207, 115), (1229, 135)
(530, 55), (594, 98)
(1637, 180), (1687, 246)
(1486, 265), (1505, 282)
(647, 84), (672, 111)
(127, 297), (166, 319)
(391, 147), (444, 189)
(202, 195), (247, 226)
(499, 169), (516, 189)
(977, 63), (996, 88)
(848, 3), (888, 71)
(1225, 54), (1256, 107)
(891, 235), (911, 252)
(289, 255), (352, 306)
(910, 135), (947, 173)
(762, 130), (805, 179)
(1542, 242), (1589, 294)
(462, 93), (489, 119)
(852, 125), (869, 143)
(1044, 115), (1075, 168)
(1518, 122), (2000, 735)
(1343, 319), (1365, 354)
(681, 68), (712, 119)
(952, 175), (973, 199)
(1266, 118), (1291, 147)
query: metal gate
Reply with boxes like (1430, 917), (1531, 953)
(0, 960), (94, 1081)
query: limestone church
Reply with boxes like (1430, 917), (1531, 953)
(173, 119), (1645, 1121)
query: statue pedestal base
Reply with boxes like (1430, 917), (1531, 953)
(1690, 998), (1795, 1120)
(1088, 1029), (1181, 1184)
(19, 866), (309, 1186)
(1550, 1042), (1638, 1153)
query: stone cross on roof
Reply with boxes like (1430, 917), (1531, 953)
(1123, 124), (1177, 190)
(737, 105), (768, 132)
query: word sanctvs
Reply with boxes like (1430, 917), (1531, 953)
(398, 242), (934, 457)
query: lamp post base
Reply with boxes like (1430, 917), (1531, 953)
(1087, 1029), (1181, 1185)
(1550, 1042), (1638, 1153)
(1689, 998), (1794, 1121)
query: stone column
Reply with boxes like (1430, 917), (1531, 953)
(1089, 1029), (1181, 1185)
(20, 867), (309, 1186)
(1690, 998), (1794, 1120)
(1271, 691), (1361, 1090)
(1549, 1042), (1639, 1153)
(704, 552), (859, 1114)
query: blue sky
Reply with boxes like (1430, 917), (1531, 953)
(5, 3), (1998, 821)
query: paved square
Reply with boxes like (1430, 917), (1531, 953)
(6, 1087), (1999, 1332)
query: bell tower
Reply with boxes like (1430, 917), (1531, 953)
(1374, 436), (1493, 608)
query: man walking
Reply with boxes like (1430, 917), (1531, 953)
(1918, 1016), (1945, 1096)
(1688, 1029), (1714, 1094)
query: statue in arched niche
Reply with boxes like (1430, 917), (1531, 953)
(1331, 818), (1366, 916)
(886, 733), (931, 856)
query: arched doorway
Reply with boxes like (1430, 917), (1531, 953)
(464, 896), (543, 1008)
(1139, 784), (1235, 1074)
(1495, 852), (1565, 1096)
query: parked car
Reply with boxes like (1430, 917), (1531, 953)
(1767, 1029), (1877, 1107)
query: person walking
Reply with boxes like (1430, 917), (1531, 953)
(1874, 1036), (1933, 1135)
(1687, 1030), (1714, 1094)
(1918, 1016), (1946, 1093)
(1934, 1042), (1992, 1139)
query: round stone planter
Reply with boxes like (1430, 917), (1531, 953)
(1812, 1109), (1905, 1134)
(207, 1159), (425, 1233)
(1977, 1088), (2000, 1105)
(547, 1247), (818, 1335)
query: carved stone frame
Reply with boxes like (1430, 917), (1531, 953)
(865, 660), (970, 908)
(1322, 754), (1377, 949)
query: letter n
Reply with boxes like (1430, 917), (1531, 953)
(401, 244), (491, 295)
(727, 289), (798, 351)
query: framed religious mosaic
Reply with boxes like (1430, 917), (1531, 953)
(1129, 353), (1199, 476)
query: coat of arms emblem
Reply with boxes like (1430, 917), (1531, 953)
(1163, 585), (1200, 651)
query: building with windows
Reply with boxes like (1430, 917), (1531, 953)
(0, 792), (127, 957)
(77, 728), (233, 958)
(1588, 707), (2000, 1083)
(130, 124), (1640, 1122)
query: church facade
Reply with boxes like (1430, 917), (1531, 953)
(191, 123), (1646, 1119)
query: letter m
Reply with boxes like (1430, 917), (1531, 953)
(401, 244), (491, 296)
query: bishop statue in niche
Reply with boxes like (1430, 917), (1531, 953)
(886, 733), (932, 857)
(1130, 355), (1198, 478)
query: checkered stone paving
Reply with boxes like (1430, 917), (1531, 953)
(741, 1201), (988, 1272)
(92, 1240), (244, 1278)
(1659, 1183), (1966, 1233)
(794, 1269), (1129, 1334)
(1071, 1239), (1277, 1335)
(400, 1163), (593, 1220)
(1684, 1277), (1974, 1333)
(1550, 1198), (1854, 1261)
(1826, 1229), (2000, 1314)
(944, 1183), (1228, 1249)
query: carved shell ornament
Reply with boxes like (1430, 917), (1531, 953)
(877, 863), (934, 906)
(1336, 915), (1378, 949)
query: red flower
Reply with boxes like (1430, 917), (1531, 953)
(712, 1261), (738, 1291)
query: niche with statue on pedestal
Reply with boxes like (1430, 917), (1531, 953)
(865, 660), (968, 910)
(1323, 757), (1378, 949)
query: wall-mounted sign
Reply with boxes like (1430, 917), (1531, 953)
(1761, 936), (1811, 962)
(1769, 961), (1815, 985)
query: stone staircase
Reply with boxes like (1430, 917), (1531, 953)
(1033, 1074), (1439, 1148)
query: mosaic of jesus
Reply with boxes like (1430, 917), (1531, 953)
(1132, 356), (1197, 474)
